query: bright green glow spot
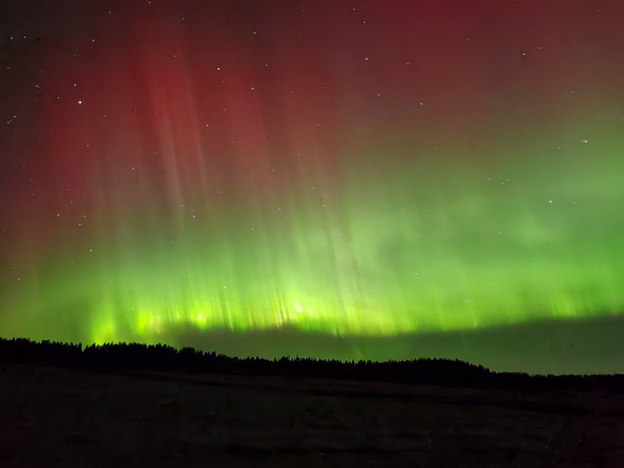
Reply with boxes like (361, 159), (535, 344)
(4, 119), (624, 350)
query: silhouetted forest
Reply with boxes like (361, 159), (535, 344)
(1, 337), (622, 391)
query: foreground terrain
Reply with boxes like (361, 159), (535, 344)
(1, 363), (623, 467)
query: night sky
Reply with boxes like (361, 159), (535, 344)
(2, 0), (624, 374)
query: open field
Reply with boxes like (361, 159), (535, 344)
(1, 363), (623, 467)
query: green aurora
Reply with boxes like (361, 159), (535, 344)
(7, 119), (624, 351)
(2, 0), (624, 374)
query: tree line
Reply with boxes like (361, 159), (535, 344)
(0, 337), (622, 391)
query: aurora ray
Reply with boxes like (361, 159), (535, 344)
(1, 0), (623, 373)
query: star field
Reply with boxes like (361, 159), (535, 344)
(1, 0), (624, 373)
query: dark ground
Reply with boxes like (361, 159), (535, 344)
(1, 363), (623, 467)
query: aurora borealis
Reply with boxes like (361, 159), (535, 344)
(1, 0), (624, 374)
